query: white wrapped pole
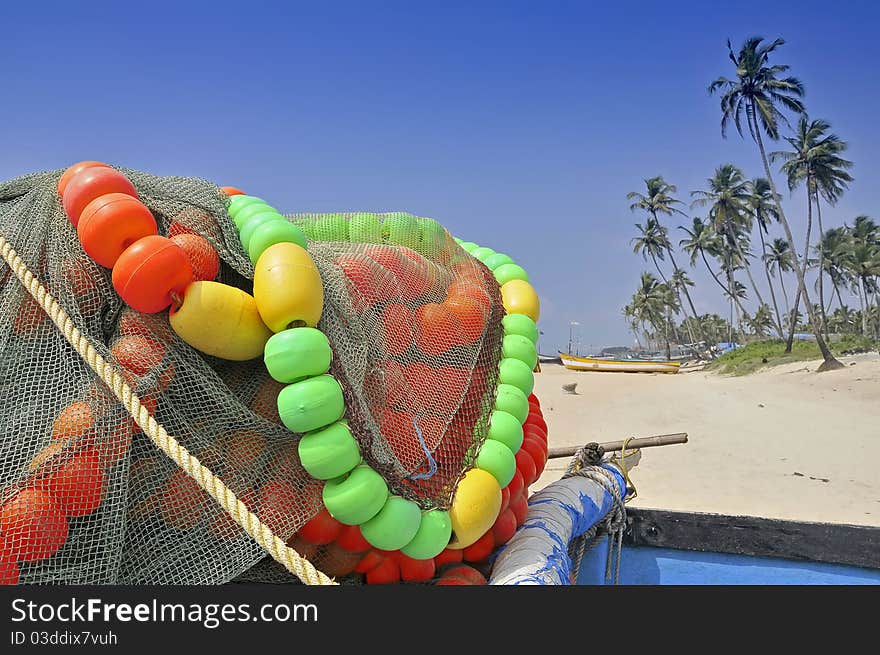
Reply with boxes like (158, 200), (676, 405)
(489, 464), (626, 585)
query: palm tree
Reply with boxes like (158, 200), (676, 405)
(630, 272), (677, 359)
(679, 216), (750, 324)
(846, 241), (880, 337)
(845, 217), (880, 337)
(765, 237), (795, 319)
(628, 177), (705, 339)
(669, 268), (698, 343)
(691, 164), (769, 324)
(709, 36), (843, 370)
(827, 305), (856, 335)
(744, 304), (775, 337)
(748, 177), (785, 336)
(771, 115), (854, 343)
(816, 227), (853, 315)
(632, 219), (671, 284)
(622, 303), (644, 348)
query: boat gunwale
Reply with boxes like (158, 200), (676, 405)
(624, 507), (880, 570)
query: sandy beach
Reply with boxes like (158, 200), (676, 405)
(531, 353), (880, 527)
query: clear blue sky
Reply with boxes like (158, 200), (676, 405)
(2, 1), (878, 353)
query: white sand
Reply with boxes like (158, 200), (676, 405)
(530, 353), (880, 527)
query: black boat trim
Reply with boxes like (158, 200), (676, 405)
(625, 508), (880, 570)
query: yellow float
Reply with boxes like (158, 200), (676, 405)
(447, 468), (502, 549)
(500, 279), (540, 323)
(169, 281), (272, 360)
(253, 242), (324, 332)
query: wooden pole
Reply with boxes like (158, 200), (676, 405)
(546, 432), (688, 460)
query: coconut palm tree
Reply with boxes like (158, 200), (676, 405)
(709, 36), (842, 370)
(630, 272), (677, 359)
(771, 115), (854, 343)
(816, 227), (853, 315)
(765, 237), (795, 319)
(744, 304), (775, 337)
(679, 216), (750, 323)
(748, 177), (785, 336)
(828, 305), (856, 335)
(632, 219), (671, 284)
(691, 164), (769, 322)
(628, 177), (705, 339)
(846, 241), (880, 337)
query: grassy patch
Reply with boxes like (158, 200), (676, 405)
(707, 337), (878, 376)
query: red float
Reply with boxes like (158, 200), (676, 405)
(63, 167), (137, 226)
(170, 233), (220, 282)
(397, 553), (435, 582)
(77, 194), (157, 268)
(57, 160), (110, 196)
(47, 449), (105, 518)
(111, 236), (194, 313)
(298, 509), (343, 545)
(0, 488), (69, 563)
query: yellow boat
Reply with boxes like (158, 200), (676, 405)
(559, 352), (681, 374)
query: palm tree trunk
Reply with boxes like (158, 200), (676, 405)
(778, 273), (790, 317)
(749, 103), (842, 370)
(700, 248), (749, 323)
(861, 277), (870, 336)
(758, 227), (785, 338)
(785, 286), (801, 352)
(726, 265), (743, 337)
(815, 195), (829, 338)
(729, 233), (768, 311)
(665, 247), (705, 344)
(649, 253), (670, 285)
(785, 178), (816, 353)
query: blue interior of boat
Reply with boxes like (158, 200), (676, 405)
(577, 539), (880, 585)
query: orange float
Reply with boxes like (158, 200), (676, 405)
(77, 194), (158, 268)
(111, 235), (194, 313)
(62, 167), (138, 226)
(57, 160), (110, 196)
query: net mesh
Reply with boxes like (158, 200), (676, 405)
(0, 167), (503, 584)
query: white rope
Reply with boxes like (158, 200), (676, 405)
(0, 234), (337, 585)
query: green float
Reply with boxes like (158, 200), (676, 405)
(470, 246), (496, 263)
(494, 383), (529, 424)
(264, 327), (332, 383)
(501, 334), (538, 369)
(494, 263), (529, 285)
(382, 214), (418, 249)
(475, 438), (517, 487)
(240, 211), (285, 251)
(498, 357), (535, 396)
(359, 496), (423, 551)
(349, 213), (383, 243)
(322, 464), (389, 525)
(297, 421), (361, 480)
(482, 253), (514, 271)
(277, 374), (345, 433)
(248, 220), (308, 263)
(501, 313), (539, 344)
(232, 202), (276, 230)
(400, 510), (452, 560)
(315, 213), (349, 242)
(487, 410), (523, 453)
(228, 195), (265, 218)
(458, 241), (478, 253)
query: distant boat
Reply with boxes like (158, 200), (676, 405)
(538, 353), (562, 364)
(559, 352), (681, 374)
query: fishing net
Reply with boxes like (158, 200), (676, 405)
(0, 167), (504, 584)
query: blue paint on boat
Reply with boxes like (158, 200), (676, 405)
(577, 539), (880, 585)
